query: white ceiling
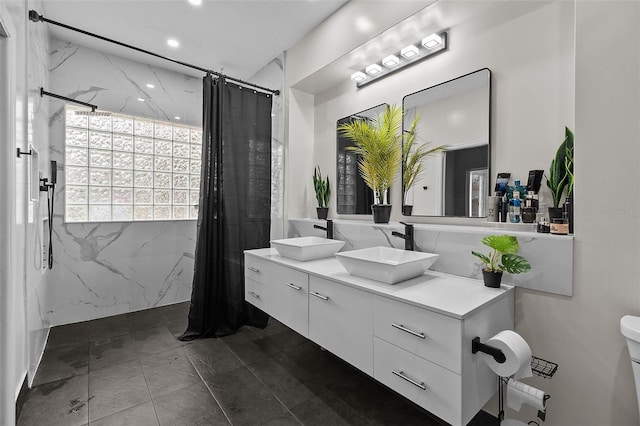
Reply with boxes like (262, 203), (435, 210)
(40, 0), (348, 80)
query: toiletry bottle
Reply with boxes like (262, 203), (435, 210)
(500, 194), (508, 222)
(522, 191), (536, 223)
(509, 190), (521, 223)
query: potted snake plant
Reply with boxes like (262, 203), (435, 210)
(312, 166), (330, 220)
(338, 104), (402, 223)
(546, 127), (574, 221)
(402, 114), (445, 216)
(471, 235), (531, 288)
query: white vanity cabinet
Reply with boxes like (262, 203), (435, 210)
(244, 249), (514, 426)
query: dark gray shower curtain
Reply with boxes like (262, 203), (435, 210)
(179, 75), (271, 340)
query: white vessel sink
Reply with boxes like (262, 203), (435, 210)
(334, 246), (439, 284)
(270, 237), (345, 261)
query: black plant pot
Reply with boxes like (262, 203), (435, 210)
(482, 269), (503, 288)
(402, 205), (413, 216)
(548, 207), (564, 221)
(316, 207), (328, 220)
(371, 204), (392, 224)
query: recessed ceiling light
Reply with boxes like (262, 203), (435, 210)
(400, 45), (419, 59)
(146, 83), (155, 89)
(422, 33), (442, 49)
(188, 0), (202, 5)
(350, 71), (366, 82)
(174, 116), (181, 120)
(167, 38), (180, 48)
(382, 55), (400, 68)
(365, 64), (382, 76)
(137, 97), (145, 102)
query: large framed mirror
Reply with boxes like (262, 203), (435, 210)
(402, 68), (491, 217)
(336, 104), (388, 214)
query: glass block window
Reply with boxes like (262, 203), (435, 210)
(64, 105), (202, 222)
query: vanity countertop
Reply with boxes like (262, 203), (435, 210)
(245, 248), (514, 320)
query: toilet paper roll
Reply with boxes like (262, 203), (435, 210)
(483, 330), (532, 379)
(501, 419), (527, 426)
(507, 378), (546, 412)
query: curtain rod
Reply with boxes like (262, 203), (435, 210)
(29, 10), (280, 96)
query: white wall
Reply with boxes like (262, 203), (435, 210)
(1, 0), (51, 417)
(285, 0), (640, 424)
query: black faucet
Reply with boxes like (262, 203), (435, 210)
(392, 222), (414, 251)
(314, 219), (334, 239)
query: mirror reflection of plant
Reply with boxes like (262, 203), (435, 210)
(471, 235), (531, 274)
(402, 114), (445, 205)
(338, 105), (402, 205)
(546, 126), (574, 208)
(312, 166), (330, 208)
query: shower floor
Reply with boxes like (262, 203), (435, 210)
(17, 302), (497, 425)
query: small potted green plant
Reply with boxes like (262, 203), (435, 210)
(312, 166), (330, 220)
(546, 126), (574, 220)
(471, 235), (531, 288)
(402, 115), (445, 216)
(338, 104), (402, 223)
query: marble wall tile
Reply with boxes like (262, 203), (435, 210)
(289, 219), (574, 296)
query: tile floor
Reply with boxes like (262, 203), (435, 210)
(17, 302), (497, 425)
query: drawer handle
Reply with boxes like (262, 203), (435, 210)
(392, 370), (427, 391)
(392, 323), (426, 340)
(310, 291), (329, 301)
(248, 291), (260, 299)
(248, 267), (260, 273)
(285, 282), (302, 291)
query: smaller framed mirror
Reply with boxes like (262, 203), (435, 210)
(402, 68), (491, 217)
(336, 104), (388, 215)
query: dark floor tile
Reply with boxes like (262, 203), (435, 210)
(289, 391), (369, 426)
(153, 381), (229, 426)
(88, 359), (151, 422)
(157, 301), (190, 322)
(140, 347), (201, 399)
(17, 374), (88, 426)
(259, 327), (308, 353)
(47, 321), (91, 350)
(221, 326), (280, 365)
(246, 355), (319, 408)
(89, 401), (158, 426)
(126, 309), (164, 332)
(183, 337), (243, 381)
(262, 412), (301, 426)
(248, 318), (289, 339)
(163, 315), (188, 339)
(207, 365), (290, 426)
(130, 325), (181, 356)
(468, 410), (499, 426)
(32, 342), (89, 386)
(89, 333), (138, 371)
(89, 314), (130, 341)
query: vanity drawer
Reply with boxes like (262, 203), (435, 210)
(265, 264), (309, 337)
(245, 278), (268, 311)
(374, 337), (462, 426)
(374, 295), (461, 373)
(244, 256), (271, 285)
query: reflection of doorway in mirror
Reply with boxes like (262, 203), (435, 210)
(468, 168), (488, 217)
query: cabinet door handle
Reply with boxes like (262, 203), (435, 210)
(392, 323), (426, 339)
(285, 282), (302, 291)
(392, 370), (427, 391)
(248, 267), (260, 273)
(310, 291), (329, 301)
(248, 291), (260, 299)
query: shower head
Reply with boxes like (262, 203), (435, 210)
(74, 109), (112, 117)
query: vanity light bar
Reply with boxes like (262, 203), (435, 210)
(352, 30), (448, 88)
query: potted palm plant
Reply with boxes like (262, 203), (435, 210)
(402, 115), (445, 216)
(471, 235), (531, 288)
(338, 104), (402, 223)
(546, 127), (574, 220)
(312, 166), (330, 220)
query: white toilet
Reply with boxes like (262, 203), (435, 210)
(620, 315), (640, 416)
